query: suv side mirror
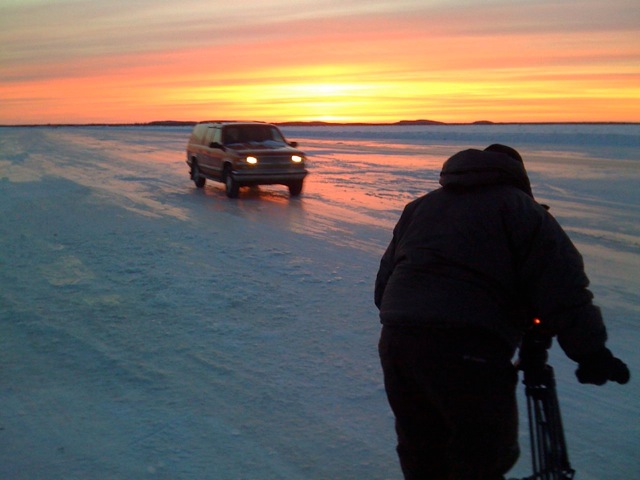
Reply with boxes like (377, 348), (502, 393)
(210, 142), (225, 150)
(288, 141), (298, 147)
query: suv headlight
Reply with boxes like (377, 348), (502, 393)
(246, 156), (258, 164)
(291, 155), (303, 163)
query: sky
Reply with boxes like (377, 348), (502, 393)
(1, 0), (639, 124)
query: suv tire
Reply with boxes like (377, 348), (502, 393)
(224, 167), (239, 198)
(191, 161), (206, 188)
(288, 180), (303, 197)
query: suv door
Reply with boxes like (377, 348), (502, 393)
(199, 126), (225, 179)
(207, 126), (225, 179)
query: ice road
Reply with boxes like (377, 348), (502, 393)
(1, 124), (639, 479)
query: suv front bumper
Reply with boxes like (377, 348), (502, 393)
(231, 170), (308, 185)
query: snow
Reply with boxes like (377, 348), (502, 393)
(1, 124), (638, 479)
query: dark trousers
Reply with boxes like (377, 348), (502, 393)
(379, 326), (520, 480)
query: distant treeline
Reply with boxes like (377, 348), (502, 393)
(2, 120), (638, 127)
(147, 120), (451, 126)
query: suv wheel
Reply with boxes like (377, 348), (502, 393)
(224, 167), (239, 198)
(191, 162), (206, 188)
(288, 180), (303, 197)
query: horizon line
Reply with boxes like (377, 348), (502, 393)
(2, 119), (639, 128)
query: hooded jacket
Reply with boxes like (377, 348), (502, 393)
(374, 148), (607, 359)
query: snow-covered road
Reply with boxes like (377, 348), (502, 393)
(1, 125), (638, 479)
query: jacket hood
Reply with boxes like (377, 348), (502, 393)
(439, 148), (534, 198)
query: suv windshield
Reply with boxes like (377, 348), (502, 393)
(223, 125), (286, 145)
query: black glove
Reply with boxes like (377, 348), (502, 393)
(575, 348), (630, 385)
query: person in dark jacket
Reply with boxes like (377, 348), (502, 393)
(375, 144), (629, 480)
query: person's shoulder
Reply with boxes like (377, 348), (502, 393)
(492, 187), (553, 230)
(499, 186), (546, 210)
(404, 189), (440, 210)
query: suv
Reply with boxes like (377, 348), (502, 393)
(186, 121), (308, 198)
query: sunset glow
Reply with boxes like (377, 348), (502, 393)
(1, 0), (639, 124)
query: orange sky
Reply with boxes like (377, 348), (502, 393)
(1, 0), (639, 124)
